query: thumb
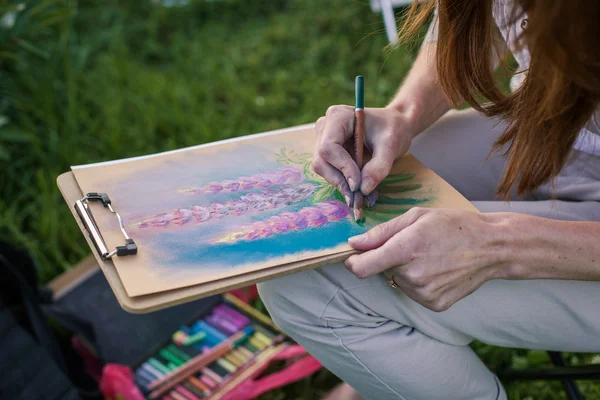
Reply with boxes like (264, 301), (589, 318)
(348, 207), (426, 250)
(359, 144), (396, 195)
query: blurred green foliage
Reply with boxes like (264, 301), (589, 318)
(0, 1), (598, 399)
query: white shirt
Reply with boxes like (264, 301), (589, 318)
(424, 0), (600, 156)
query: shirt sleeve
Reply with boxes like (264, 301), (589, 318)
(421, 6), (439, 47)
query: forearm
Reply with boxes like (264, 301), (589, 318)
(386, 43), (452, 137)
(490, 213), (600, 281)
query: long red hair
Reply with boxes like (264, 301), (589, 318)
(400, 0), (600, 198)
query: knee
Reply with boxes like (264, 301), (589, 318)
(257, 268), (338, 335)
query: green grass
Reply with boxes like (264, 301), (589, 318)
(1, 1), (598, 399)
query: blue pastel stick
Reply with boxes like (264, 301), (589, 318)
(136, 367), (156, 383)
(141, 363), (163, 379)
(195, 320), (228, 342)
(135, 371), (154, 389)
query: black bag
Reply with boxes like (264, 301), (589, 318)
(0, 241), (100, 400)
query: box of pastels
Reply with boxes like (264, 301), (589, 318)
(132, 293), (322, 400)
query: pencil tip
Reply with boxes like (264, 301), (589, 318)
(353, 208), (362, 222)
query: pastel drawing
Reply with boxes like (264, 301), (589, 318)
(129, 147), (435, 267)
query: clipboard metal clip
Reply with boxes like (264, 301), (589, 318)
(74, 192), (137, 260)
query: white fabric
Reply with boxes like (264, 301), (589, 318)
(423, 0), (600, 157)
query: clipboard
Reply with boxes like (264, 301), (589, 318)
(57, 171), (355, 313)
(58, 123), (478, 313)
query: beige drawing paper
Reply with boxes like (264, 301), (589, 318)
(71, 124), (476, 297)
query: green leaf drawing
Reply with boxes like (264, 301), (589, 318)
(380, 174), (415, 185)
(311, 185), (336, 203)
(275, 148), (312, 166)
(370, 207), (411, 215)
(378, 183), (423, 194)
(377, 195), (432, 206)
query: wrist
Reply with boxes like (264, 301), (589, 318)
(479, 212), (532, 280)
(385, 99), (423, 139)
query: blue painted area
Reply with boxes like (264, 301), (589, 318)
(167, 217), (367, 267)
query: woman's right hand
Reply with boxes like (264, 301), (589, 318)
(313, 105), (417, 207)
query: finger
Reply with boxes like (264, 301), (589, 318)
(312, 156), (353, 206)
(360, 135), (398, 195)
(319, 106), (360, 191)
(315, 116), (327, 142)
(344, 237), (408, 279)
(348, 207), (427, 250)
(319, 141), (361, 192)
(365, 190), (378, 208)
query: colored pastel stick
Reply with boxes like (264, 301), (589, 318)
(215, 304), (250, 325)
(252, 323), (276, 340)
(249, 336), (265, 350)
(216, 358), (237, 373)
(237, 346), (254, 359)
(135, 373), (153, 389)
(160, 348), (186, 367)
(172, 331), (189, 346)
(163, 396), (174, 400)
(206, 314), (239, 335)
(137, 367), (157, 383)
(188, 376), (209, 394)
(200, 374), (217, 389)
(243, 341), (259, 353)
(212, 308), (246, 329)
(143, 363), (165, 379)
(195, 321), (227, 342)
(168, 345), (192, 362)
(175, 385), (200, 400)
(149, 358), (172, 374)
(182, 381), (204, 398)
(167, 363), (179, 371)
(202, 367), (224, 382)
(254, 332), (274, 347)
(182, 331), (207, 346)
(148, 327), (253, 398)
(227, 351), (245, 365)
(169, 391), (187, 400)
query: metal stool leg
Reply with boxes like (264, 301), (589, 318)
(548, 352), (585, 400)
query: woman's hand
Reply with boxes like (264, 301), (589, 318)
(345, 207), (511, 312)
(313, 106), (417, 206)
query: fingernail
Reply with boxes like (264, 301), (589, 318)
(348, 177), (356, 192)
(361, 177), (374, 195)
(348, 234), (366, 244)
(344, 195), (351, 207)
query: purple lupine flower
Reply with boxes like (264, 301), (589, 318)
(226, 200), (248, 215)
(181, 167), (305, 194)
(238, 177), (256, 190)
(317, 201), (350, 221)
(172, 208), (193, 225)
(222, 180), (240, 192)
(267, 215), (291, 233)
(134, 183), (317, 229)
(279, 212), (309, 229)
(299, 207), (328, 227)
(203, 182), (224, 193)
(210, 202), (228, 218)
(216, 200), (349, 243)
(191, 205), (210, 222)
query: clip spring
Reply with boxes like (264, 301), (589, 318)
(74, 192), (137, 260)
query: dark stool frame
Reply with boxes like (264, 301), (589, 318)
(498, 351), (600, 400)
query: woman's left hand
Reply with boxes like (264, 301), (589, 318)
(345, 207), (510, 312)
